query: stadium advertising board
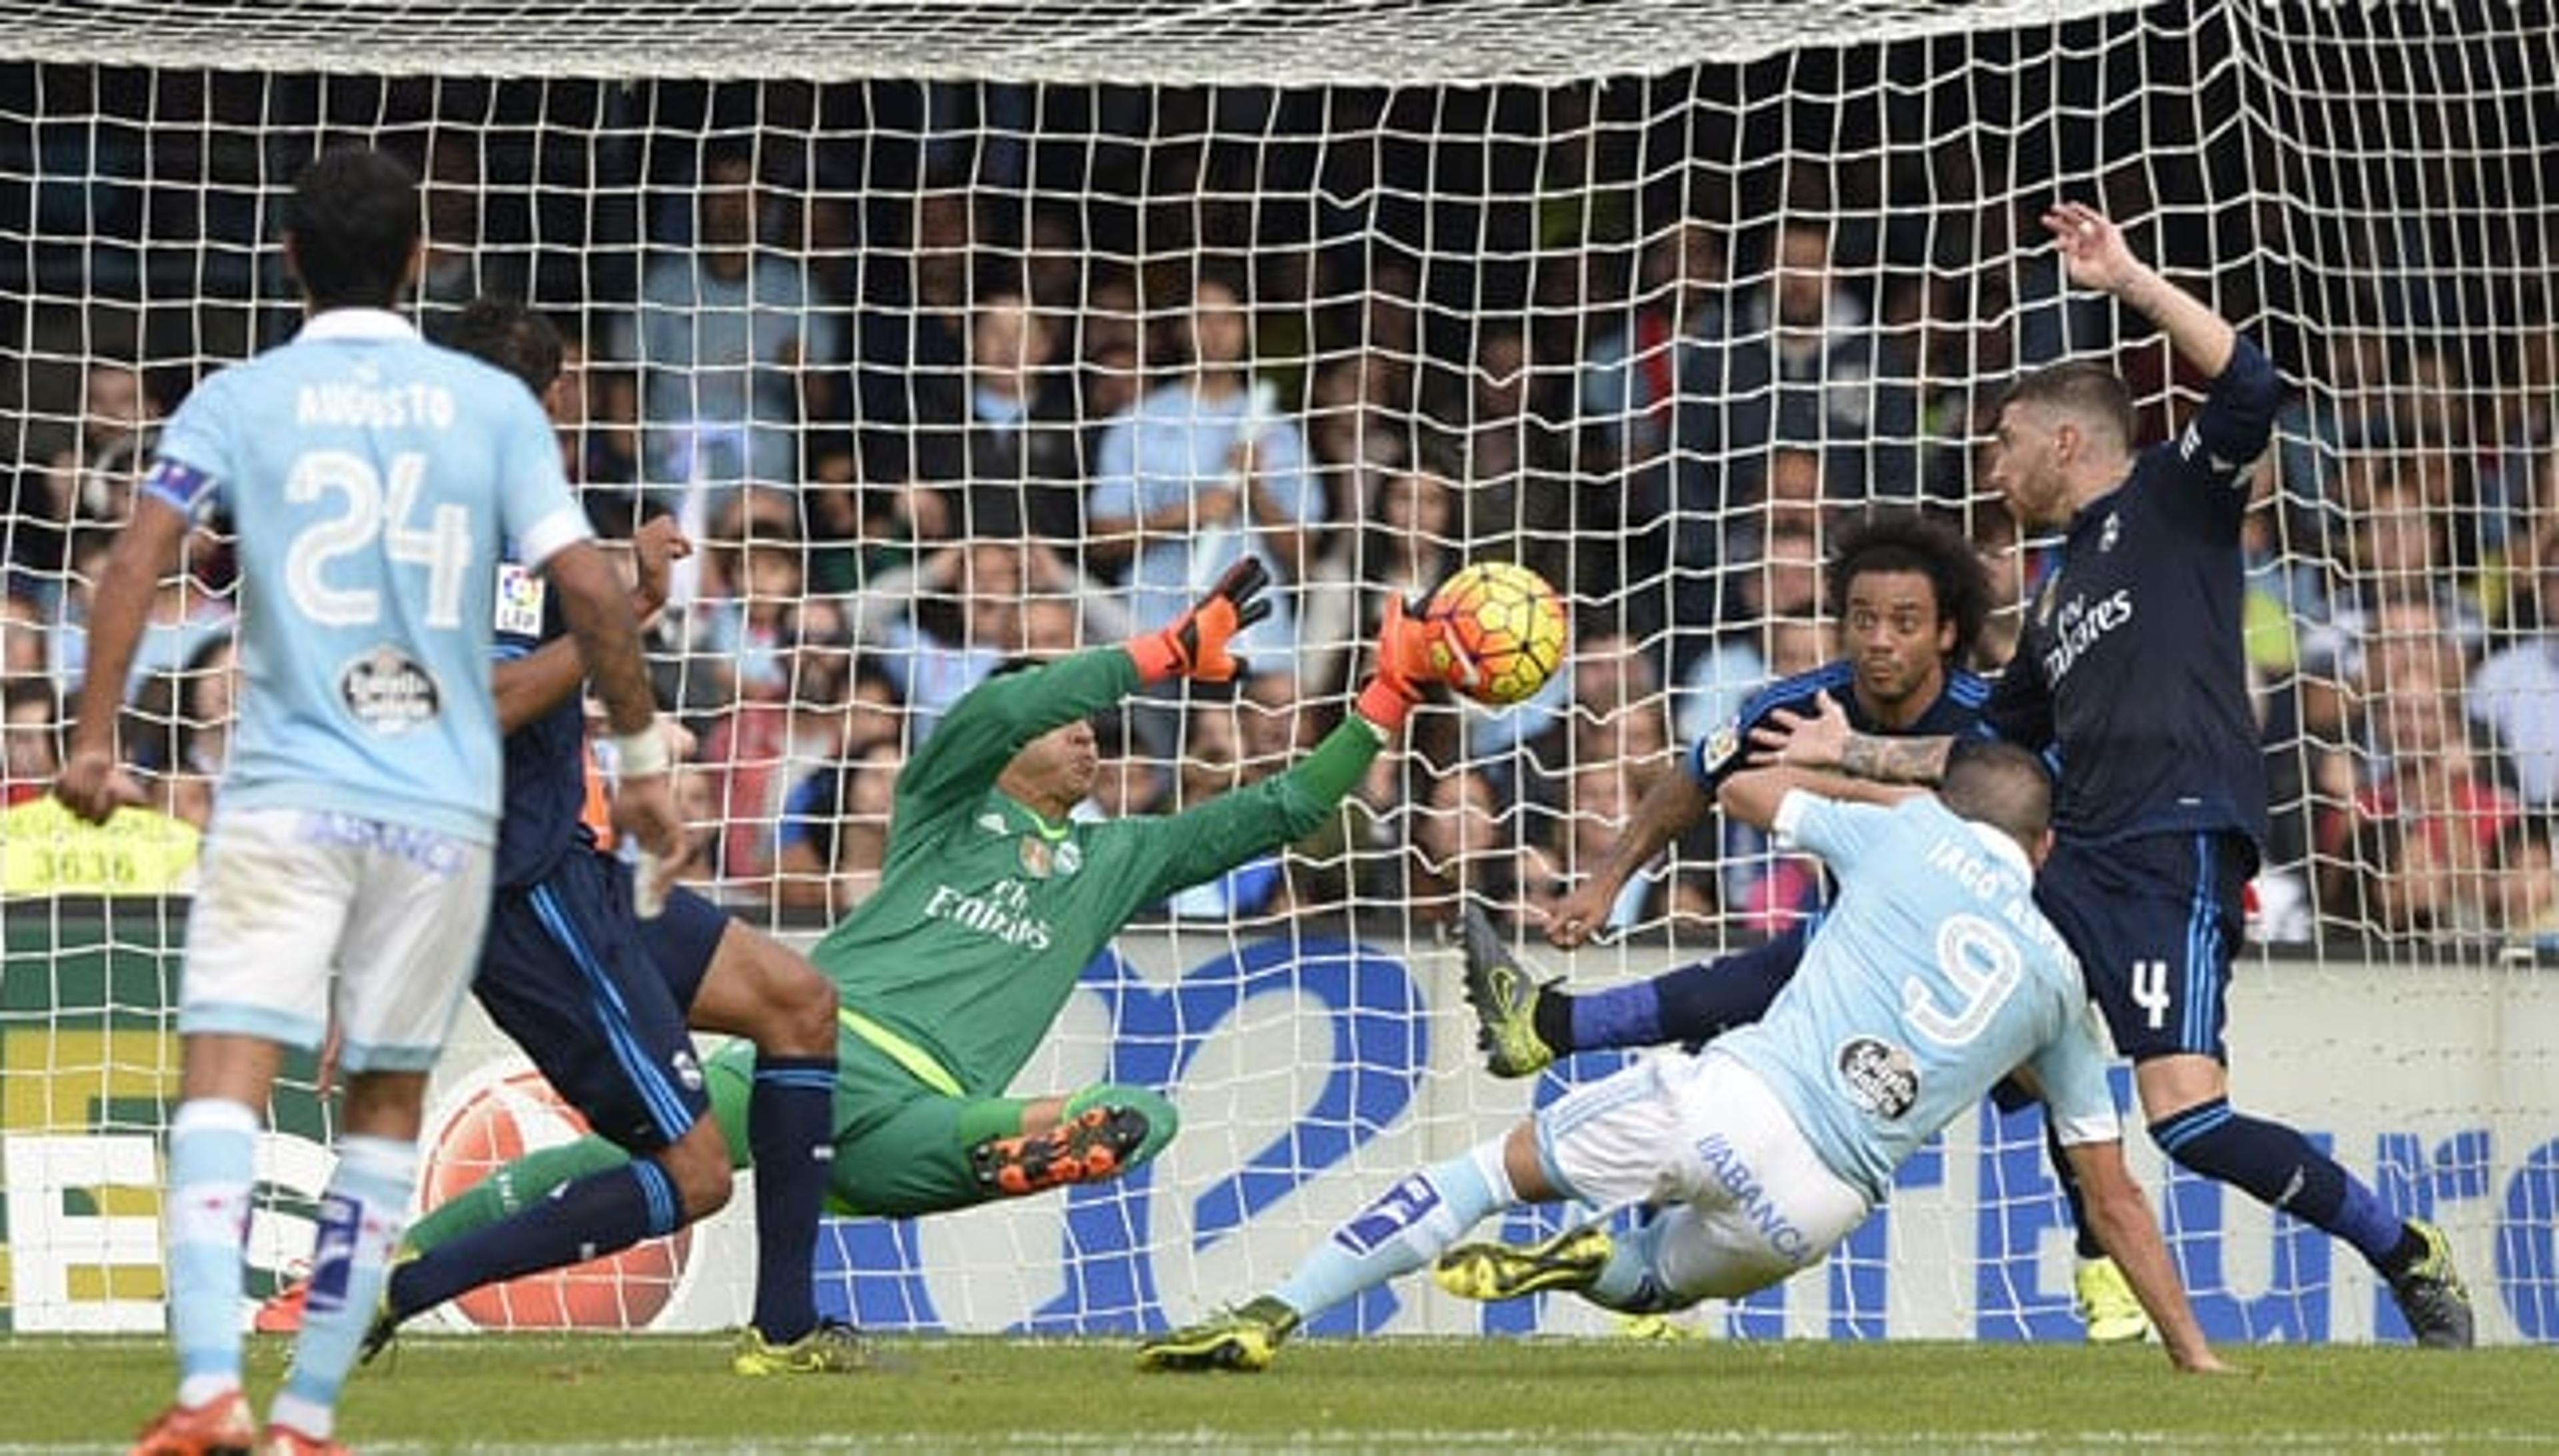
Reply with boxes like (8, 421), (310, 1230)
(5, 907), (2556, 1344)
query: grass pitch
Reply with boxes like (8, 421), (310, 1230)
(7, 1334), (2555, 1452)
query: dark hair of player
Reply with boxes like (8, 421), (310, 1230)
(285, 147), (424, 311)
(1997, 360), (2138, 455)
(1824, 508), (1992, 665)
(437, 297), (566, 397)
(1938, 740), (2055, 852)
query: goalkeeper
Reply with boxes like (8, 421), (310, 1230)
(359, 558), (1474, 1343)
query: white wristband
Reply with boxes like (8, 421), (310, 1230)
(613, 724), (671, 778)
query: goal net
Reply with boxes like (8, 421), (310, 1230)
(1, 0), (2554, 1345)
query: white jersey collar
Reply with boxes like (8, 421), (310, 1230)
(295, 309), (419, 343)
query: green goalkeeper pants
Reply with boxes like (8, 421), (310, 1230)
(699, 1032), (1180, 1219)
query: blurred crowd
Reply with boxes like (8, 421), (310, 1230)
(3, 141), (2554, 954)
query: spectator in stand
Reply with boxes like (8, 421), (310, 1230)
(1514, 625), (1667, 805)
(2479, 325), (2558, 570)
(2, 676), (58, 806)
(1674, 509), (1826, 745)
(1671, 218), (1917, 614)
(852, 191), (978, 488)
(1089, 265), (1326, 674)
(1302, 466), (1465, 704)
(1553, 757), (1717, 937)
(1, 592), (48, 685)
(699, 626), (865, 909)
(13, 361), (159, 593)
(1410, 763), (1563, 927)
(156, 632), (241, 831)
(2307, 458), (2486, 681)
(2471, 513), (2559, 808)
(46, 442), (236, 709)
(413, 133), (529, 325)
(610, 146), (842, 494)
(2339, 644), (2520, 922)
(892, 283), (1090, 546)
(1164, 691), (1291, 920)
(2493, 815), (2559, 951)
(686, 507), (812, 706)
(1580, 219), (1728, 480)
(773, 735), (903, 916)
(850, 536), (1129, 744)
(1429, 324), (1571, 554)
(9, 361), (152, 593)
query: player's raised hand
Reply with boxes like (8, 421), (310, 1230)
(2041, 202), (2143, 295)
(629, 514), (693, 624)
(1129, 555), (1272, 684)
(1747, 688), (1851, 769)
(53, 745), (147, 825)
(1355, 596), (1475, 730)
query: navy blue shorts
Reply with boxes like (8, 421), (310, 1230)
(2033, 831), (2250, 1065)
(474, 851), (734, 1153)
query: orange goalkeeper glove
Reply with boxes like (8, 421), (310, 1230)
(1128, 556), (1273, 684)
(1355, 596), (1482, 731)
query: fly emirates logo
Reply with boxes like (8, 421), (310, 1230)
(923, 876), (1055, 950)
(2040, 587), (2133, 684)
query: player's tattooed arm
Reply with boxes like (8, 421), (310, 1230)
(1840, 732), (1953, 787)
(1747, 688), (1952, 786)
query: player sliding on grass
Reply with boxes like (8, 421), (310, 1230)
(1461, 508), (2154, 1344)
(334, 554), (1479, 1353)
(1140, 745), (2230, 1375)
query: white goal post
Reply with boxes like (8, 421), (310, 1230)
(0, 0), (2553, 1343)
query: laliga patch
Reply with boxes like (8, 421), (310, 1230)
(341, 645), (443, 734)
(1837, 1036), (1919, 1119)
(1705, 722), (1741, 774)
(494, 561), (546, 636)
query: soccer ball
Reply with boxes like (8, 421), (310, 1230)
(1424, 560), (1569, 707)
(420, 1068), (691, 1330)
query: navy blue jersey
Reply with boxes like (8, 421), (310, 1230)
(1686, 658), (1998, 793)
(1987, 339), (2282, 852)
(490, 562), (594, 889)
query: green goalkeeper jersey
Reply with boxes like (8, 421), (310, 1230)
(808, 646), (1383, 1097)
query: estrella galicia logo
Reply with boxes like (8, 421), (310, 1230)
(1837, 1036), (1919, 1119)
(340, 646), (442, 734)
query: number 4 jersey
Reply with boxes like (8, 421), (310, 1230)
(142, 308), (590, 845)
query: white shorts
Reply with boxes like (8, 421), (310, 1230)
(181, 805), (492, 1074)
(1535, 1049), (1870, 1303)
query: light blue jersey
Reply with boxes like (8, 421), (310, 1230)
(1719, 792), (2120, 1203)
(143, 309), (591, 844)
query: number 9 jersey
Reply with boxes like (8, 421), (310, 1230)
(142, 309), (591, 846)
